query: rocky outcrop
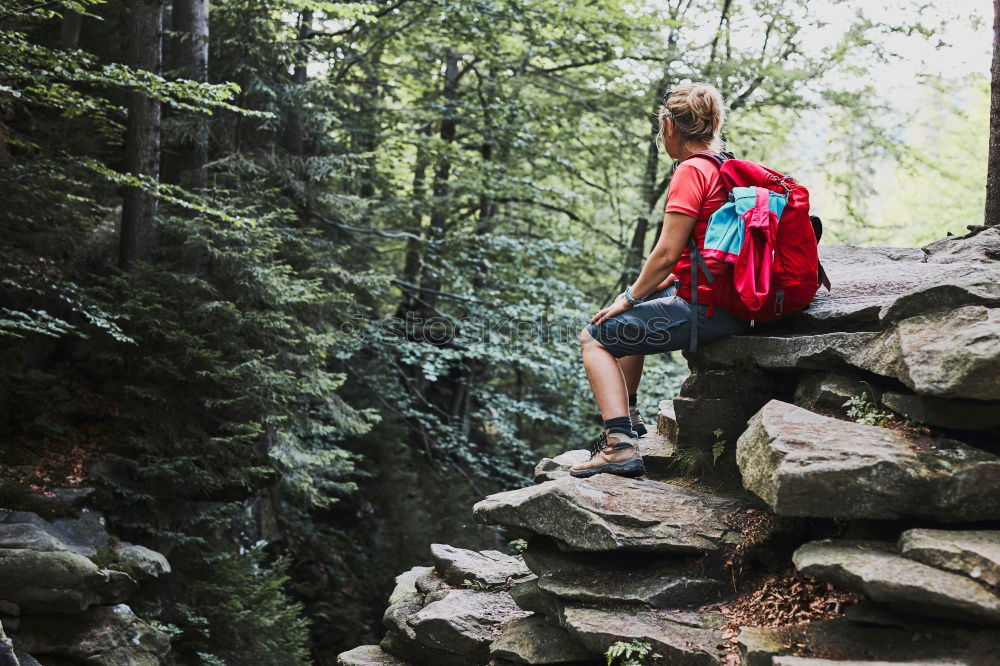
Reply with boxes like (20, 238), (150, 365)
(0, 521), (135, 613)
(0, 507), (171, 666)
(899, 529), (1000, 588)
(521, 537), (721, 608)
(473, 475), (746, 553)
(342, 232), (1000, 666)
(489, 615), (595, 665)
(736, 400), (1000, 520)
(430, 544), (531, 587)
(793, 540), (1000, 625)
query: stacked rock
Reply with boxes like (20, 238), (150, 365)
(339, 228), (1000, 665)
(0, 505), (171, 665)
(686, 229), (1000, 663)
(473, 474), (755, 666)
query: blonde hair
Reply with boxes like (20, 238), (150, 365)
(658, 83), (727, 151)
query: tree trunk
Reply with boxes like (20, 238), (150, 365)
(986, 0), (1000, 226)
(416, 50), (459, 311)
(172, 0), (209, 189)
(286, 10), (313, 157)
(59, 9), (83, 48)
(119, 0), (163, 270)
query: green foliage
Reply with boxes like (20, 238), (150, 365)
(0, 0), (969, 661)
(843, 394), (894, 427)
(606, 639), (661, 666)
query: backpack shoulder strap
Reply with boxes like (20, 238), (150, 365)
(684, 151), (734, 169)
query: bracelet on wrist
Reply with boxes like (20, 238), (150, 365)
(624, 286), (643, 306)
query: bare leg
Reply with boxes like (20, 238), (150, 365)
(617, 355), (645, 396)
(580, 328), (629, 420)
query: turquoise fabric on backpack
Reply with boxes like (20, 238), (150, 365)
(703, 186), (787, 261)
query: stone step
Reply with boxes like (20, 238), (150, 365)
(521, 537), (722, 608)
(793, 539), (1000, 626)
(556, 603), (724, 666)
(429, 544), (531, 588)
(473, 475), (746, 554)
(489, 614), (599, 665)
(737, 608), (1000, 666)
(737, 400), (1000, 520)
(338, 645), (411, 665)
(899, 528), (1000, 588)
(693, 305), (1000, 402)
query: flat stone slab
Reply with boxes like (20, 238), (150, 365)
(771, 653), (949, 665)
(557, 604), (724, 666)
(697, 306), (1000, 402)
(737, 400), (1000, 520)
(803, 246), (944, 326)
(430, 544), (531, 587)
(738, 614), (1000, 666)
(338, 645), (411, 665)
(534, 451), (590, 483)
(407, 589), (529, 663)
(389, 566), (434, 606)
(881, 391), (1000, 430)
(899, 529), (1000, 588)
(522, 538), (721, 608)
(657, 399), (679, 440)
(473, 475), (745, 554)
(793, 540), (1000, 625)
(489, 615), (595, 664)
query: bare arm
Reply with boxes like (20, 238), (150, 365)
(591, 211), (696, 325)
(629, 211), (697, 299)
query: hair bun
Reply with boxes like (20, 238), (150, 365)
(658, 83), (727, 149)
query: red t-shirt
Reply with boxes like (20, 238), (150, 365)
(664, 153), (728, 305)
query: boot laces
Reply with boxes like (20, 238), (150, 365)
(588, 431), (608, 459)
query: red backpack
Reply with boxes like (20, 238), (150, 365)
(685, 153), (830, 350)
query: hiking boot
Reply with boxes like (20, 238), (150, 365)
(569, 428), (645, 478)
(630, 404), (648, 437)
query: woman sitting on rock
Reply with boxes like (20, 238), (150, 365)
(572, 83), (751, 479)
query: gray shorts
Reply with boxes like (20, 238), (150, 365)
(586, 285), (751, 358)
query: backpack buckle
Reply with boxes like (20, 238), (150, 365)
(774, 290), (785, 316)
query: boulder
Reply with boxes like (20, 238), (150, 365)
(112, 543), (171, 581)
(921, 226), (1000, 264)
(856, 306), (1000, 400)
(879, 265), (1000, 325)
(736, 400), (1000, 520)
(521, 538), (721, 608)
(338, 645), (411, 666)
(899, 529), (1000, 588)
(406, 589), (529, 665)
(1, 510), (109, 558)
(473, 475), (745, 554)
(380, 630), (463, 666)
(16, 603), (170, 666)
(388, 566), (434, 606)
(556, 604), (724, 666)
(533, 451), (589, 483)
(802, 245), (947, 326)
(881, 391), (1000, 430)
(692, 332), (878, 373)
(489, 615), (596, 664)
(737, 613), (1000, 666)
(771, 655), (955, 666)
(429, 544), (531, 588)
(672, 396), (747, 456)
(793, 540), (1000, 625)
(507, 579), (559, 618)
(0, 523), (135, 613)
